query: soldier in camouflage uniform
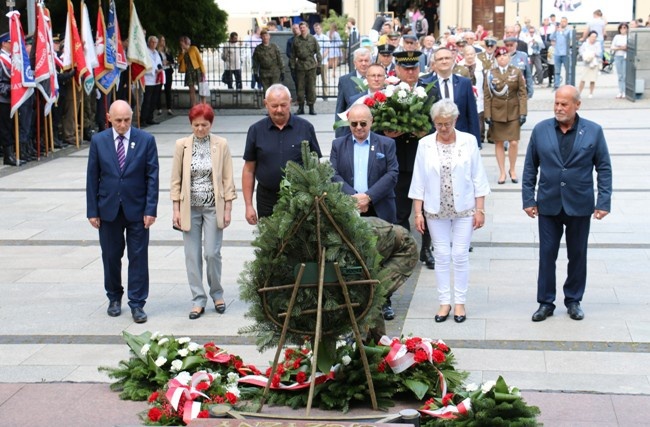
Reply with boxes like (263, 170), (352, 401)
(363, 216), (418, 340)
(291, 22), (321, 115)
(252, 29), (284, 95)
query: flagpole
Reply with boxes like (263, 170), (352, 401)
(48, 113), (54, 153)
(36, 91), (41, 159)
(14, 115), (20, 163)
(73, 79), (79, 147)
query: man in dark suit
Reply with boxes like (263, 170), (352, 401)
(346, 17), (360, 74)
(522, 85), (612, 322)
(86, 100), (160, 323)
(330, 103), (399, 223)
(425, 47), (481, 148)
(334, 47), (371, 137)
(330, 103), (399, 319)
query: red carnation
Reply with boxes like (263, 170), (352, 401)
(284, 348), (295, 358)
(265, 367), (272, 377)
(293, 358), (302, 369)
(214, 395), (225, 404)
(442, 393), (455, 406)
(374, 91), (387, 102)
(271, 374), (281, 388)
(148, 391), (159, 403)
(377, 360), (386, 373)
(226, 392), (238, 404)
(198, 410), (209, 418)
(424, 397), (435, 408)
(432, 349), (446, 363)
(276, 364), (285, 375)
(301, 347), (310, 355)
(413, 348), (428, 363)
(195, 381), (210, 392)
(437, 342), (450, 353)
(296, 371), (307, 384)
(405, 337), (422, 351)
(148, 407), (163, 422)
(363, 97), (376, 107)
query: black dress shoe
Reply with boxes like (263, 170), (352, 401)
(532, 304), (554, 322)
(567, 303), (584, 320)
(107, 301), (121, 317)
(435, 306), (451, 323)
(189, 307), (205, 320)
(382, 303), (395, 320)
(3, 154), (26, 166)
(131, 307), (148, 323)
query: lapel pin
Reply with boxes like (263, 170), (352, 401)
(371, 145), (375, 151)
(130, 142), (135, 149)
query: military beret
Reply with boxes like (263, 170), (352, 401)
(393, 50), (422, 68)
(495, 46), (509, 57)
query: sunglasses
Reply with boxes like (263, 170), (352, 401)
(350, 121), (368, 128)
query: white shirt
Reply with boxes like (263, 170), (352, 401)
(144, 48), (163, 86)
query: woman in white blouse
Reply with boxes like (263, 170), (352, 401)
(408, 99), (490, 323)
(611, 23), (629, 99)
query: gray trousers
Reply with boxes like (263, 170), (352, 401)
(182, 206), (224, 307)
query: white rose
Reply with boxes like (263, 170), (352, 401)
(398, 82), (410, 91)
(154, 356), (167, 367)
(170, 359), (183, 372)
(226, 384), (241, 397)
(415, 86), (427, 98)
(151, 331), (162, 340)
(384, 85), (395, 97)
(188, 342), (200, 352)
(158, 338), (169, 346)
(341, 355), (352, 366)
(398, 89), (407, 99)
(385, 75), (400, 85)
(464, 383), (478, 392)
(481, 380), (497, 394)
(227, 372), (239, 384)
(140, 344), (150, 356)
(177, 337), (191, 344)
(177, 348), (189, 357)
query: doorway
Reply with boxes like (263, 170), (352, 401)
(472, 0), (506, 39)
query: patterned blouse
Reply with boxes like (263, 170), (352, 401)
(190, 136), (215, 207)
(425, 140), (474, 220)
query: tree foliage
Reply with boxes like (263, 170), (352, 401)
(44, 0), (228, 52)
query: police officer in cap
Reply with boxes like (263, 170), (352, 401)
(375, 44), (396, 74)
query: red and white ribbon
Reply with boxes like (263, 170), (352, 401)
(165, 371), (212, 412)
(420, 397), (472, 419)
(238, 369), (335, 390)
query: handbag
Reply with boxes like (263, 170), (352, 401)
(198, 81), (210, 97)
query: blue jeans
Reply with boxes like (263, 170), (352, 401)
(614, 55), (626, 94)
(554, 54), (569, 88)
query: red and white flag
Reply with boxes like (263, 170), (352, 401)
(127, 2), (152, 85)
(81, 1), (98, 73)
(7, 10), (35, 118)
(34, 3), (59, 115)
(62, 0), (93, 94)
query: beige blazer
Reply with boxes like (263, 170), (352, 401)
(170, 134), (237, 230)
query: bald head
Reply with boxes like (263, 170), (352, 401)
(107, 100), (134, 135)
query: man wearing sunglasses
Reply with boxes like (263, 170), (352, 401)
(330, 103), (399, 320)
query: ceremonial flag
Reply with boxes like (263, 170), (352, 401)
(113, 1), (127, 71)
(127, 2), (152, 84)
(95, 0), (122, 93)
(81, 1), (98, 72)
(34, 3), (59, 116)
(62, 0), (93, 94)
(7, 10), (35, 118)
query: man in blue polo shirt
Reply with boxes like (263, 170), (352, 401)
(243, 84), (322, 224)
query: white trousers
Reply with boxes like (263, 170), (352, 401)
(182, 206), (224, 307)
(426, 216), (474, 304)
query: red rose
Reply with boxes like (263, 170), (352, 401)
(148, 391), (159, 403)
(226, 392), (238, 404)
(296, 371), (307, 384)
(265, 367), (272, 377)
(377, 361), (386, 373)
(148, 407), (163, 422)
(442, 393), (455, 406)
(214, 395), (225, 404)
(413, 348), (428, 363)
(293, 358), (302, 369)
(437, 342), (450, 353)
(363, 97), (376, 107)
(374, 91), (387, 102)
(284, 348), (295, 358)
(432, 349), (446, 363)
(198, 410), (209, 418)
(195, 381), (210, 391)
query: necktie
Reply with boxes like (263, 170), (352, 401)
(443, 78), (450, 99)
(117, 135), (125, 171)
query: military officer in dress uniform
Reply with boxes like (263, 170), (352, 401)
(477, 37), (498, 71)
(375, 44), (396, 75)
(505, 36), (533, 98)
(0, 32), (25, 166)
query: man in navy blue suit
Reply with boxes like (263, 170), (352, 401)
(86, 100), (160, 323)
(330, 103), (399, 320)
(424, 47), (481, 148)
(523, 85), (612, 322)
(330, 103), (399, 223)
(334, 48), (372, 137)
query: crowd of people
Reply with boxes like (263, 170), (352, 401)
(77, 4), (618, 331)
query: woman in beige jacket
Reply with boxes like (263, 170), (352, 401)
(170, 104), (237, 319)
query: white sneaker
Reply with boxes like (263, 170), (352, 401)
(587, 94), (593, 99)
